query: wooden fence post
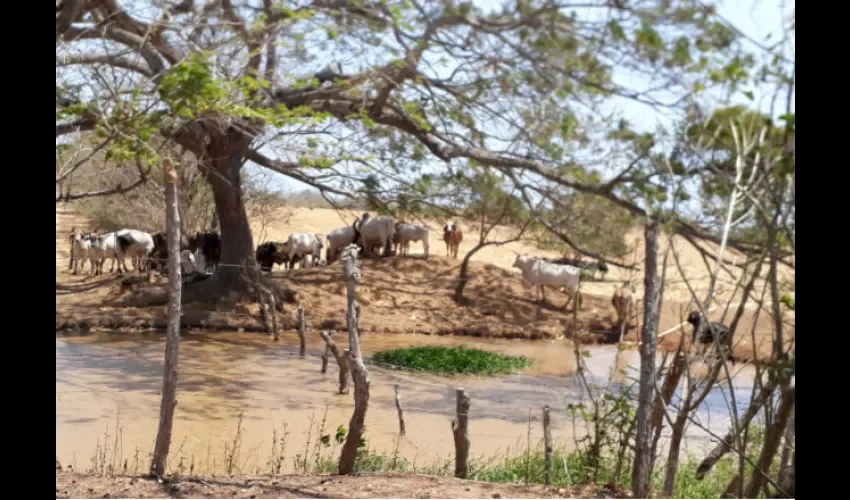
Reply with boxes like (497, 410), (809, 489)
(543, 405), (553, 486)
(150, 157), (183, 477)
(452, 388), (471, 479)
(296, 302), (306, 358)
(338, 244), (370, 475)
(395, 384), (406, 437)
(319, 330), (349, 394)
(320, 332), (333, 374)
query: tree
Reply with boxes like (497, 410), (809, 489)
(449, 169), (531, 302)
(534, 190), (635, 261)
(56, 1), (754, 306)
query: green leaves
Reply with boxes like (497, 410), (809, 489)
(780, 113), (795, 133)
(672, 37), (692, 66)
(608, 20), (627, 41)
(159, 53), (224, 118)
(635, 23), (664, 62)
(560, 114), (579, 139)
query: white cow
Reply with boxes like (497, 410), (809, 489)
(393, 223), (430, 257)
(355, 215), (396, 258)
(326, 226), (358, 264)
(287, 232), (324, 269)
(70, 229), (91, 275)
(512, 254), (582, 310)
(114, 229), (156, 273)
(87, 232), (119, 275)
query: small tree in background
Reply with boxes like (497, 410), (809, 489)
(535, 190), (636, 263)
(452, 169), (532, 303)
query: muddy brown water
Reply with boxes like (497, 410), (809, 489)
(56, 332), (758, 475)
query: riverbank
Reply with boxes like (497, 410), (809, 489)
(55, 471), (629, 499)
(56, 206), (792, 360)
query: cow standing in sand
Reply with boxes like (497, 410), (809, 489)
(443, 223), (463, 259)
(355, 214), (396, 258)
(393, 222), (430, 257)
(69, 228), (91, 275)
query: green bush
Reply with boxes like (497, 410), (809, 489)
(370, 346), (531, 376)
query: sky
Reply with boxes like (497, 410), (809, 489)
(252, 0), (795, 195)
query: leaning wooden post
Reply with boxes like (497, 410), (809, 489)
(337, 244), (370, 475)
(543, 405), (553, 486)
(319, 330), (349, 394)
(320, 333), (333, 374)
(394, 384), (407, 437)
(150, 157), (183, 477)
(296, 302), (306, 358)
(452, 388), (471, 479)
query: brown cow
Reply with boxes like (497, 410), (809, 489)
(443, 222), (463, 259)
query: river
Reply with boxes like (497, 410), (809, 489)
(56, 332), (759, 475)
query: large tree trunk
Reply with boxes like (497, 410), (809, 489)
(204, 140), (255, 288)
(632, 220), (661, 498)
(162, 119), (295, 308)
(122, 119), (295, 323)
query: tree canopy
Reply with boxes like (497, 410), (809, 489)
(56, 0), (795, 279)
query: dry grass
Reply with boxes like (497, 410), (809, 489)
(56, 204), (794, 360)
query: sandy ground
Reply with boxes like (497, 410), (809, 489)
(55, 472), (629, 499)
(56, 204), (794, 360)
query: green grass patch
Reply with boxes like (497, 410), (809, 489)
(370, 346), (532, 376)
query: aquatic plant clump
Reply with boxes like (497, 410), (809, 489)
(370, 346), (532, 376)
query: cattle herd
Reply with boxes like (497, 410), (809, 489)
(65, 212), (732, 349)
(68, 227), (221, 277)
(65, 213), (465, 278)
(65, 211), (612, 311)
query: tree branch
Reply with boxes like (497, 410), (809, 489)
(56, 176), (148, 203)
(245, 149), (353, 198)
(56, 117), (96, 136)
(57, 53), (155, 78)
(63, 24), (167, 82)
(56, 0), (87, 41)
